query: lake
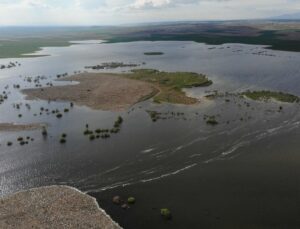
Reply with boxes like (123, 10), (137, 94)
(1, 40), (300, 228)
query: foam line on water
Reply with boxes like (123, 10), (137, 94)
(140, 163), (197, 183)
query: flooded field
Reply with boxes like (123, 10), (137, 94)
(1, 41), (300, 228)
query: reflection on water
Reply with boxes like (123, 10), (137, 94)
(0, 41), (300, 196)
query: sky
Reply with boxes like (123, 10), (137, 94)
(0, 0), (299, 26)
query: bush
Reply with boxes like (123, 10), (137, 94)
(127, 197), (136, 204)
(56, 113), (63, 118)
(206, 116), (218, 125)
(114, 116), (123, 128)
(60, 138), (66, 144)
(110, 128), (120, 134)
(101, 134), (110, 139)
(83, 129), (93, 135)
(20, 141), (26, 146)
(160, 208), (172, 220)
(42, 127), (48, 136)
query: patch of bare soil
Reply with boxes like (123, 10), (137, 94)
(22, 73), (157, 111)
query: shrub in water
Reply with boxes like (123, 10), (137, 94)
(83, 129), (90, 135)
(127, 197), (136, 204)
(42, 127), (48, 136)
(56, 113), (63, 118)
(206, 116), (218, 125)
(160, 208), (172, 220)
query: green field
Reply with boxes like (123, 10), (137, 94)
(2, 23), (300, 59)
(0, 26), (112, 58)
(0, 38), (72, 58)
(126, 69), (212, 104)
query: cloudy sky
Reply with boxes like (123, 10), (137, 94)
(0, 0), (299, 25)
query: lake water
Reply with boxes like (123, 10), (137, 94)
(1, 40), (300, 228)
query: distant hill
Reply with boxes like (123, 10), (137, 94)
(271, 12), (300, 20)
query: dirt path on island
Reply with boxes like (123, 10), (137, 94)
(22, 73), (158, 111)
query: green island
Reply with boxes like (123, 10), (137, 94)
(144, 52), (164, 55)
(242, 90), (300, 103)
(126, 69), (212, 104)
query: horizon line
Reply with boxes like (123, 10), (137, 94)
(0, 18), (299, 27)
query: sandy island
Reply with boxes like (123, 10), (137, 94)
(22, 73), (157, 111)
(0, 186), (121, 229)
(0, 123), (45, 132)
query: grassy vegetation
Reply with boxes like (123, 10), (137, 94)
(242, 90), (300, 103)
(0, 26), (114, 58)
(0, 38), (71, 58)
(126, 69), (212, 104)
